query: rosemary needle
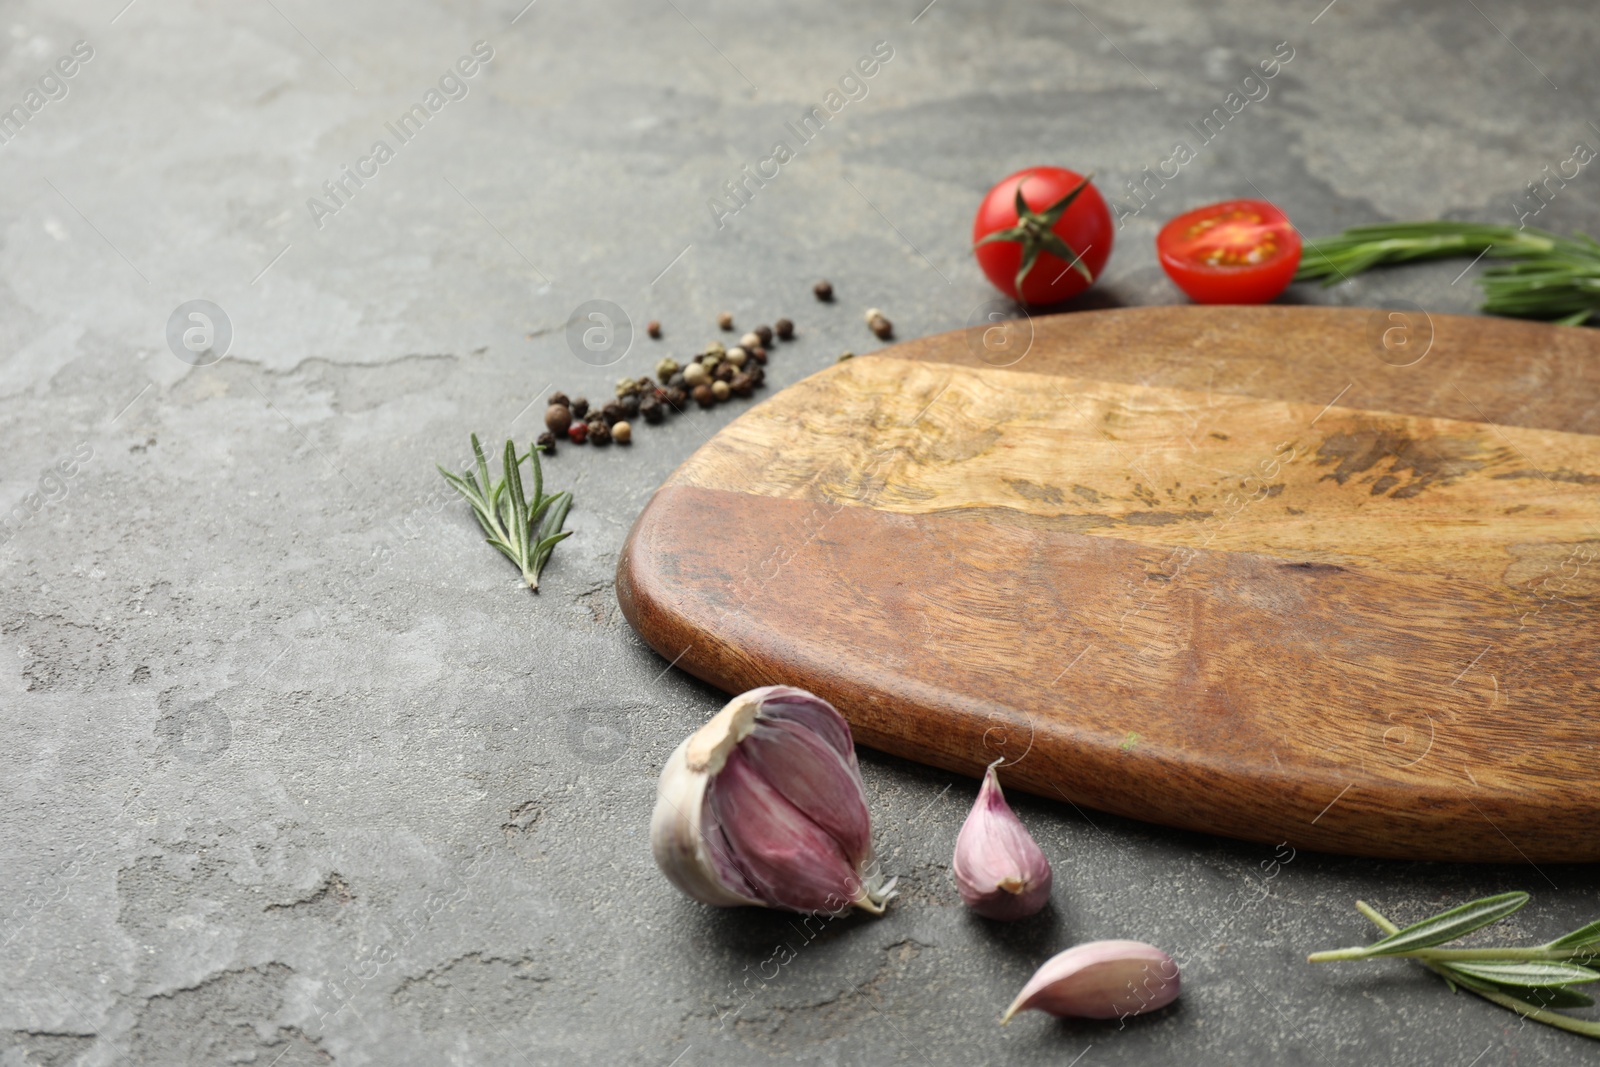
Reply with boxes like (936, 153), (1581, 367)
(1295, 221), (1600, 325)
(438, 434), (572, 591)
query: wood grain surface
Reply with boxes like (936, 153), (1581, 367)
(617, 306), (1600, 862)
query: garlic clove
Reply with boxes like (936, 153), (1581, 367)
(710, 745), (870, 913)
(651, 686), (896, 915)
(952, 758), (1053, 920)
(1001, 940), (1180, 1023)
(740, 716), (872, 867)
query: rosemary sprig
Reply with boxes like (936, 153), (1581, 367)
(437, 434), (572, 591)
(1308, 892), (1600, 1039)
(1294, 221), (1600, 325)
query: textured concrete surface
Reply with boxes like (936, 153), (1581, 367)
(2, 1), (1597, 1064)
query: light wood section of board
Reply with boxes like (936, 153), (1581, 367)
(669, 355), (1600, 594)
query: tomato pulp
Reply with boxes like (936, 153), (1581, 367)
(972, 167), (1114, 306)
(1156, 199), (1302, 304)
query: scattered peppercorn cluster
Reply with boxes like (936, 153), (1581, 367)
(536, 314), (799, 454)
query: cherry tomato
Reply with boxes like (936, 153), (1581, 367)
(972, 167), (1114, 306)
(1156, 199), (1302, 304)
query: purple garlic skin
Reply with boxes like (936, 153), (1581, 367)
(651, 685), (896, 915)
(1003, 940), (1180, 1023)
(952, 758), (1053, 920)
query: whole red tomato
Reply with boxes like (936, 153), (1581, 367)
(972, 167), (1114, 305)
(1156, 199), (1302, 304)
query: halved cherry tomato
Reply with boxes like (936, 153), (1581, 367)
(1156, 199), (1302, 304)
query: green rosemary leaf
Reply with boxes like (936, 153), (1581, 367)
(503, 438), (529, 562)
(1447, 960), (1600, 989)
(530, 440), (545, 507)
(472, 434), (492, 495)
(1548, 919), (1600, 950)
(1441, 966), (1597, 1010)
(1361, 892), (1529, 957)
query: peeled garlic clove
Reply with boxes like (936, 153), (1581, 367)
(952, 758), (1052, 920)
(651, 686), (896, 915)
(1002, 941), (1180, 1023)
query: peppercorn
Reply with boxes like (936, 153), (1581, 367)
(714, 361), (735, 383)
(739, 331), (761, 350)
(568, 421), (588, 444)
(749, 346), (768, 365)
(571, 396), (589, 419)
(730, 372), (754, 398)
(611, 420), (632, 445)
(711, 380), (730, 401)
(616, 377), (641, 399)
(704, 340), (726, 358)
(864, 307), (883, 324)
(869, 314), (893, 340)
(637, 376), (654, 393)
(667, 370), (687, 390)
(693, 383), (716, 408)
(665, 386), (689, 411)
(683, 362), (710, 387)
(724, 346), (747, 367)
(537, 430), (557, 454)
(587, 419), (611, 445)
(717, 311), (734, 330)
(774, 318), (794, 340)
(746, 364), (766, 387)
(545, 404), (573, 435)
(601, 400), (625, 426)
(647, 319), (662, 339)
(640, 395), (664, 423)
(755, 324), (774, 346)
(654, 357), (680, 382)
(550, 390), (571, 408)
(813, 280), (833, 301)
(620, 394), (640, 418)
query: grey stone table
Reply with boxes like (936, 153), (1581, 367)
(2, 0), (1596, 1063)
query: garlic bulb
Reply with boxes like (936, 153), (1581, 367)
(1002, 940), (1181, 1023)
(952, 758), (1052, 920)
(651, 686), (896, 915)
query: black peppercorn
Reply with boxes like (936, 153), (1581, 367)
(754, 324), (773, 346)
(774, 318), (794, 340)
(640, 395), (664, 423)
(570, 396), (589, 420)
(668, 371), (687, 390)
(620, 394), (640, 418)
(692, 383), (716, 408)
(813, 280), (833, 301)
(587, 418), (611, 445)
(730, 372), (754, 398)
(747, 365), (766, 387)
(601, 400), (625, 426)
(717, 310), (734, 330)
(550, 390), (570, 408)
(537, 430), (557, 453)
(712, 362), (735, 383)
(750, 346), (768, 365)
(647, 319), (662, 339)
(869, 314), (893, 340)
(665, 386), (689, 411)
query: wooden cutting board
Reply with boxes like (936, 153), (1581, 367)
(617, 306), (1600, 863)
